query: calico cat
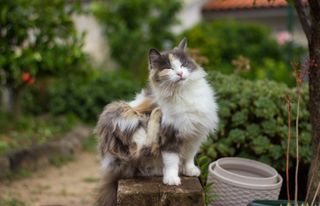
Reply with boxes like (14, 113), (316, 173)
(148, 38), (218, 185)
(95, 38), (218, 206)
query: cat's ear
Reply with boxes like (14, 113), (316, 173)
(148, 48), (161, 69)
(178, 38), (187, 51)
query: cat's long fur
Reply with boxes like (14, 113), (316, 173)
(95, 92), (162, 206)
(95, 38), (218, 206)
(148, 39), (218, 185)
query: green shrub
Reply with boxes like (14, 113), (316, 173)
(91, 0), (182, 73)
(45, 70), (141, 122)
(198, 71), (311, 176)
(0, 113), (77, 154)
(0, 0), (91, 113)
(180, 21), (306, 86)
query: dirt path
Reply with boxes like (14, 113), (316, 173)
(0, 152), (101, 206)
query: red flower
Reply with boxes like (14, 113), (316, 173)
(26, 77), (35, 85)
(22, 72), (31, 82)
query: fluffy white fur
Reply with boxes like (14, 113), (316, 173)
(153, 57), (218, 138)
(101, 153), (114, 172)
(162, 152), (181, 185)
(128, 90), (147, 108)
(153, 55), (218, 185)
(113, 117), (139, 132)
(132, 127), (148, 151)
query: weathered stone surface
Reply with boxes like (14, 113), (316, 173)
(117, 177), (205, 206)
(4, 126), (92, 174)
(7, 144), (52, 171)
(0, 156), (10, 178)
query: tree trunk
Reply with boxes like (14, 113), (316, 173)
(307, 1), (320, 202)
(1, 86), (22, 117)
(1, 86), (13, 112)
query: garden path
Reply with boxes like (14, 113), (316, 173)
(0, 152), (100, 206)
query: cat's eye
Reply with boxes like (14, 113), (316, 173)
(181, 62), (187, 67)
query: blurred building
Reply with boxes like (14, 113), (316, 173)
(201, 0), (308, 46)
(72, 0), (308, 64)
(73, 14), (111, 66)
(172, 0), (208, 34)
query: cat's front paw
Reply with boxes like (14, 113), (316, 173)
(163, 175), (181, 186)
(183, 165), (201, 177)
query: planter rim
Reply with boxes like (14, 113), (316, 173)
(208, 161), (283, 190)
(215, 157), (278, 185)
(248, 200), (310, 206)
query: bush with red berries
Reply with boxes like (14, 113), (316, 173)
(0, 0), (91, 113)
(21, 72), (35, 86)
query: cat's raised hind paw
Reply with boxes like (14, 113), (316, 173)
(150, 107), (162, 119)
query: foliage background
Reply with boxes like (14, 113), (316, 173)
(0, 0), (92, 153)
(0, 0), (91, 92)
(180, 21), (306, 87)
(91, 0), (182, 76)
(40, 71), (140, 121)
(198, 71), (311, 176)
(0, 0), (311, 193)
(1, 0), (310, 166)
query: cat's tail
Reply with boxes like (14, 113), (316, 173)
(95, 168), (119, 206)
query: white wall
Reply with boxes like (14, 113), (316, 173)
(73, 14), (115, 67)
(172, 0), (208, 34)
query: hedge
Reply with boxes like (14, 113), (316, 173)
(179, 21), (306, 87)
(21, 70), (141, 122)
(198, 71), (310, 176)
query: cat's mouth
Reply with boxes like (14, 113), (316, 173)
(176, 75), (187, 82)
(176, 78), (186, 83)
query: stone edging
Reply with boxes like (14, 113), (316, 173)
(0, 126), (92, 178)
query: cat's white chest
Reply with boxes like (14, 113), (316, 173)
(158, 79), (218, 138)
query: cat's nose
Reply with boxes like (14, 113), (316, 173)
(177, 71), (183, 77)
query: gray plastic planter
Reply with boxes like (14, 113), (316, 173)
(248, 200), (306, 206)
(207, 157), (283, 206)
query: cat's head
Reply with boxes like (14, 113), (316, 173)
(148, 38), (204, 90)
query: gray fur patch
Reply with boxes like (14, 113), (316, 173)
(160, 125), (183, 153)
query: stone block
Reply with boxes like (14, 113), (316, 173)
(117, 177), (205, 206)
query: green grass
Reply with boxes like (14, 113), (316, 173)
(0, 198), (27, 206)
(0, 113), (78, 155)
(82, 176), (99, 183)
(81, 134), (97, 152)
(2, 168), (32, 182)
(49, 155), (74, 168)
